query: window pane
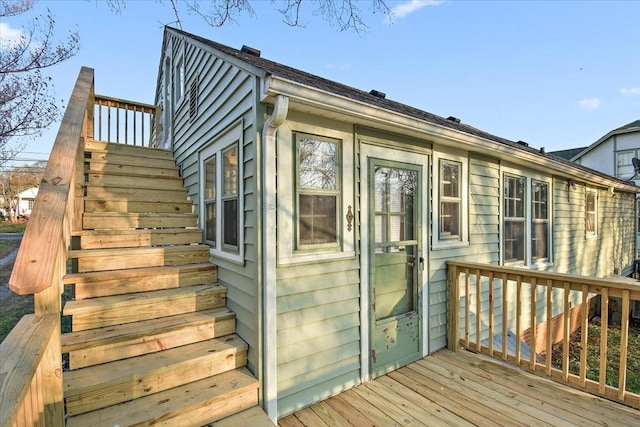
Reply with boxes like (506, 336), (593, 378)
(223, 199), (238, 248)
(441, 160), (460, 198)
(532, 181), (548, 219)
(504, 220), (525, 262)
(299, 195), (337, 245)
(223, 145), (238, 196)
(586, 191), (596, 234)
(504, 175), (525, 219)
(205, 156), (216, 200)
(440, 201), (460, 238)
(205, 202), (216, 246)
(298, 137), (337, 190)
(532, 222), (548, 259)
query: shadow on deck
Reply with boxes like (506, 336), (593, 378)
(279, 349), (640, 426)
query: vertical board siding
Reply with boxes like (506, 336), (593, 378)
(276, 259), (361, 416)
(165, 33), (260, 372)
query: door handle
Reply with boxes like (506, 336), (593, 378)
(407, 256), (415, 268)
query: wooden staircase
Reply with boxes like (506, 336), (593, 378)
(61, 140), (272, 426)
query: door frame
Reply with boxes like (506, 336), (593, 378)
(360, 143), (430, 382)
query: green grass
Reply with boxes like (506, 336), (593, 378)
(0, 263), (33, 343)
(552, 321), (640, 394)
(0, 221), (27, 233)
(0, 239), (20, 259)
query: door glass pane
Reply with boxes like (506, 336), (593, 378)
(205, 202), (216, 246)
(373, 165), (417, 319)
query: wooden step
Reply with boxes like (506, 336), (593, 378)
(214, 406), (275, 426)
(85, 185), (188, 202)
(63, 284), (226, 331)
(86, 172), (185, 190)
(65, 367), (259, 427)
(88, 151), (178, 170)
(69, 244), (210, 272)
(63, 334), (249, 416)
(73, 228), (202, 250)
(62, 307), (236, 369)
(86, 160), (179, 178)
(83, 212), (198, 230)
(86, 139), (174, 159)
(84, 197), (193, 214)
(64, 263), (216, 299)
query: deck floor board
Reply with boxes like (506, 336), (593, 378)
(279, 349), (640, 426)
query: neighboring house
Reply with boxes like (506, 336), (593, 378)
(552, 119), (640, 258)
(16, 187), (38, 217)
(0, 187), (38, 219)
(155, 27), (638, 418)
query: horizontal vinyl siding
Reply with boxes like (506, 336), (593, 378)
(166, 33), (261, 372)
(276, 258), (361, 416)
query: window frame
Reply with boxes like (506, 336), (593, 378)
(500, 166), (553, 267)
(276, 120), (355, 265)
(174, 53), (185, 107)
(585, 187), (598, 238)
(432, 149), (469, 249)
(199, 121), (244, 263)
(615, 149), (637, 180)
(294, 132), (341, 251)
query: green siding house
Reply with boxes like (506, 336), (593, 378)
(154, 27), (638, 420)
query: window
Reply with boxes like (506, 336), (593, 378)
(501, 170), (552, 266)
(616, 150), (636, 179)
(503, 174), (526, 263)
(439, 159), (462, 240)
(586, 188), (597, 237)
(200, 123), (243, 262)
(296, 133), (339, 249)
(531, 180), (549, 260)
(174, 57), (185, 104)
(433, 151), (468, 248)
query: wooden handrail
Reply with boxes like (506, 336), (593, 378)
(9, 67), (94, 296)
(93, 94), (159, 146)
(0, 314), (62, 427)
(447, 260), (640, 409)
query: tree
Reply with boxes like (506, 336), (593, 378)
(107, 0), (392, 33)
(0, 0), (80, 151)
(0, 160), (45, 222)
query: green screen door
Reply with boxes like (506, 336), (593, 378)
(370, 160), (422, 377)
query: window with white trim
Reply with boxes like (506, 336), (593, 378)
(501, 169), (552, 265)
(586, 188), (597, 237)
(433, 150), (468, 248)
(276, 122), (355, 265)
(616, 150), (637, 179)
(200, 123), (243, 262)
(531, 180), (549, 261)
(295, 132), (340, 250)
(174, 56), (185, 105)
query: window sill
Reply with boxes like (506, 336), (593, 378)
(209, 248), (244, 266)
(432, 240), (470, 250)
(279, 250), (356, 266)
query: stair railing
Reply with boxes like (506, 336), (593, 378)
(448, 260), (640, 409)
(0, 66), (95, 427)
(94, 94), (160, 147)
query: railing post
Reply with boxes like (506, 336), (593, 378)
(447, 263), (460, 351)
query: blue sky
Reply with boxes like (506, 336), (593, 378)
(2, 0), (639, 163)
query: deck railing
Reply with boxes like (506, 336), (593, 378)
(94, 94), (160, 147)
(448, 260), (640, 409)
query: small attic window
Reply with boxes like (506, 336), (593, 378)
(241, 45), (261, 57)
(369, 89), (386, 99)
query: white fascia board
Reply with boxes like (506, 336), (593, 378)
(262, 76), (638, 194)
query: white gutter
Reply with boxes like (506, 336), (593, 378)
(262, 94), (288, 422)
(262, 76), (638, 193)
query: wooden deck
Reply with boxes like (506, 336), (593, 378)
(279, 349), (640, 427)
